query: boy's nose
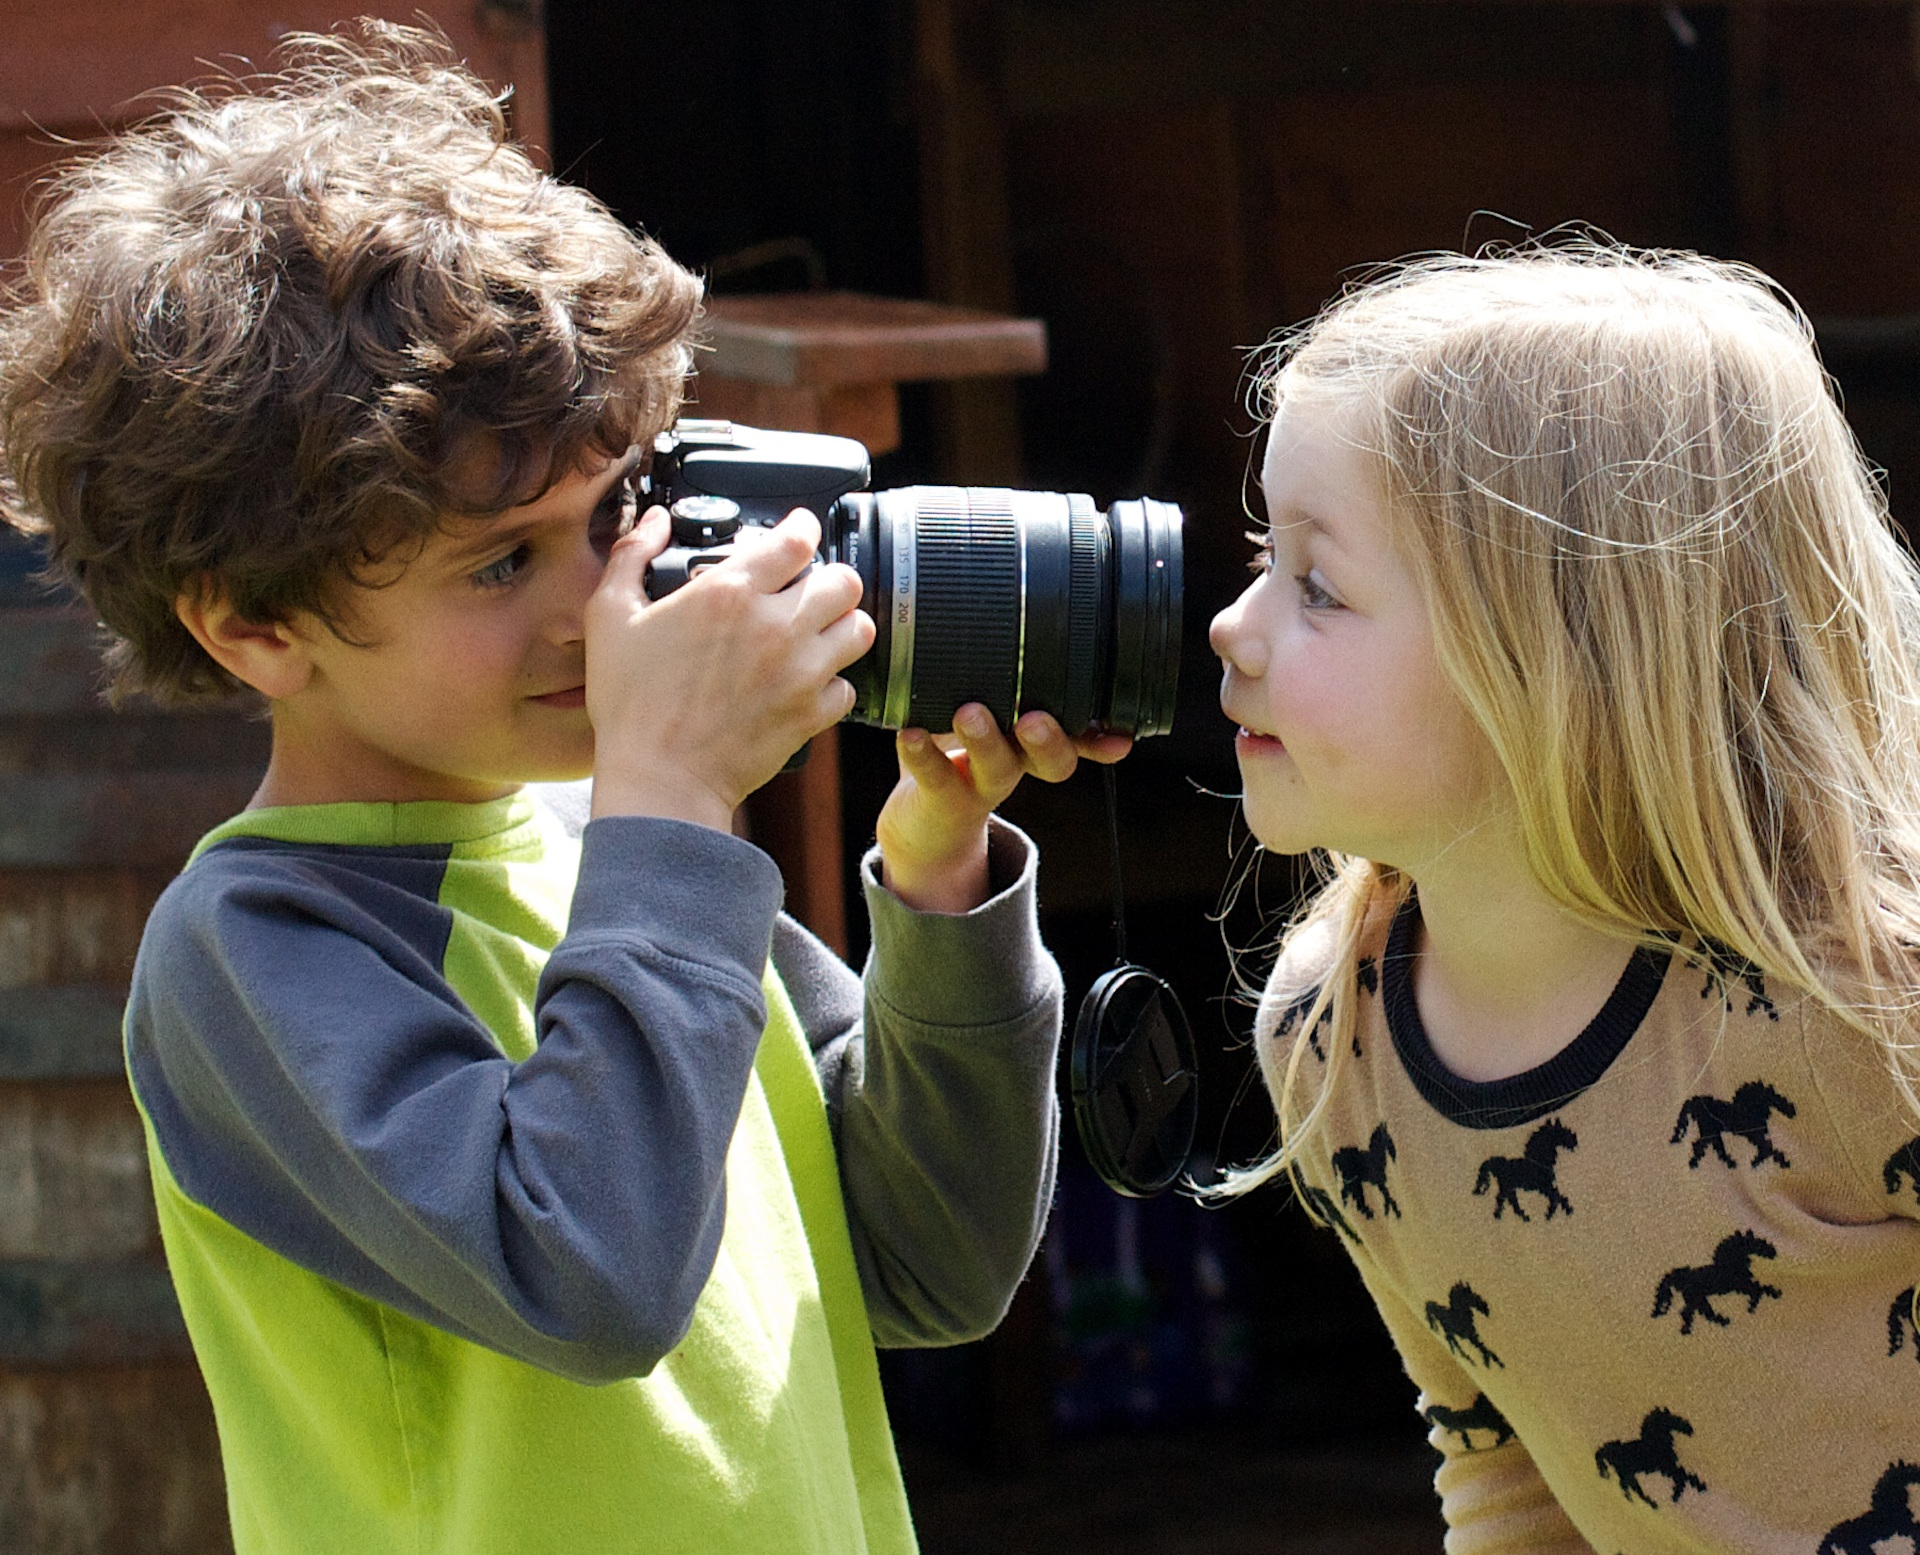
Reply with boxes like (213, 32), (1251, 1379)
(549, 540), (606, 645)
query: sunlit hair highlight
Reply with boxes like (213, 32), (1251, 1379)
(1219, 246), (1920, 1196)
(0, 20), (701, 702)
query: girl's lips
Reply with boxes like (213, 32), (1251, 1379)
(1235, 726), (1285, 754)
(531, 686), (587, 709)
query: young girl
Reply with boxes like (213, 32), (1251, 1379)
(1210, 249), (1920, 1552)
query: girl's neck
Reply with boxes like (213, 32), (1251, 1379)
(1405, 827), (1639, 1084)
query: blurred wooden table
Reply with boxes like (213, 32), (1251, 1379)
(693, 292), (1046, 954)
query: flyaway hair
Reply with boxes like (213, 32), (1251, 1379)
(1222, 246), (1920, 1194)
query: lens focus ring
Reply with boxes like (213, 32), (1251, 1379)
(905, 489), (1021, 730)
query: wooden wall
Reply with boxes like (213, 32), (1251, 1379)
(0, 11), (547, 1552)
(0, 1), (550, 261)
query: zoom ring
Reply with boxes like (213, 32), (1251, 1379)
(908, 499), (1021, 728)
(1068, 511), (1103, 727)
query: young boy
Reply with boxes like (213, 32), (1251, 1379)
(0, 24), (1116, 1554)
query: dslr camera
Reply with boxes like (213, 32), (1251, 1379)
(641, 420), (1183, 738)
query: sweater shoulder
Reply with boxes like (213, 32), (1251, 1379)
(1254, 892), (1396, 1045)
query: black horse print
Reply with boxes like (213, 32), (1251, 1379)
(1818, 1461), (1920, 1555)
(1298, 1182), (1362, 1246)
(1275, 957), (1380, 1061)
(1473, 1118), (1578, 1222)
(1594, 1408), (1707, 1508)
(1424, 1282), (1503, 1369)
(1651, 1230), (1781, 1334)
(1889, 1287), (1920, 1365)
(1670, 1080), (1796, 1170)
(1697, 940), (1778, 1020)
(1331, 1122), (1401, 1220)
(1273, 987), (1335, 1060)
(1422, 1392), (1514, 1451)
(1885, 1137), (1920, 1204)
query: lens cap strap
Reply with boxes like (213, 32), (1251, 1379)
(1068, 765), (1199, 1197)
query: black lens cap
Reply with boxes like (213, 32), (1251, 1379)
(1070, 965), (1198, 1197)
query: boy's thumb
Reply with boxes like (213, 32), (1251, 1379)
(600, 505), (670, 595)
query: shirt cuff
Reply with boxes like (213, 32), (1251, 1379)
(860, 816), (1058, 1027)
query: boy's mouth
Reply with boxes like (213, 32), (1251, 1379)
(530, 685), (587, 709)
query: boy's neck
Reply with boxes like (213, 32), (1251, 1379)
(1405, 826), (1639, 1085)
(248, 733), (522, 811)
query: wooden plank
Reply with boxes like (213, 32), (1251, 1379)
(0, 771), (262, 868)
(0, 870), (164, 988)
(688, 378), (903, 457)
(703, 293), (1046, 388)
(0, 1081), (155, 1262)
(0, 985), (126, 1082)
(1, 1), (549, 270)
(915, 0), (1028, 486)
(0, 610), (108, 716)
(0, 1260), (188, 1366)
(0, 1), (548, 149)
(0, 1364), (226, 1553)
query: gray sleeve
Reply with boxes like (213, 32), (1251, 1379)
(773, 817), (1062, 1348)
(127, 817), (782, 1385)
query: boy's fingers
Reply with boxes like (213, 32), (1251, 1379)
(599, 506), (670, 598)
(795, 562), (866, 632)
(817, 607), (877, 674)
(732, 509), (822, 592)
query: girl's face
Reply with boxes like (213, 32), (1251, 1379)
(1210, 396), (1499, 869)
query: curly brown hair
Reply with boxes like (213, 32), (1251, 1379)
(0, 20), (702, 703)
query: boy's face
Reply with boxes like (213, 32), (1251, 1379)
(267, 450), (640, 806)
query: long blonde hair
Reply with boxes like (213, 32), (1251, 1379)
(1228, 246), (1920, 1192)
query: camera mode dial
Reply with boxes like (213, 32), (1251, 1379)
(669, 495), (742, 544)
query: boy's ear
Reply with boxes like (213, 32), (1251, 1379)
(174, 578), (315, 700)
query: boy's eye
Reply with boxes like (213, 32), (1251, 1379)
(472, 544), (531, 590)
(589, 474), (639, 558)
(1244, 529), (1274, 575)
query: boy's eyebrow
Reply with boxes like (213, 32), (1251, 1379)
(440, 515), (536, 568)
(438, 452), (642, 568)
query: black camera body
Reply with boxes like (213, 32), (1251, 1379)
(642, 419), (871, 595)
(641, 419), (1182, 739)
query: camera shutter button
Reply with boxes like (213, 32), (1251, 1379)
(669, 495), (742, 544)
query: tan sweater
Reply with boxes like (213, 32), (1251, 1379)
(1260, 892), (1920, 1555)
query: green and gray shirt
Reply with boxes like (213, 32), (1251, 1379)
(127, 790), (1061, 1555)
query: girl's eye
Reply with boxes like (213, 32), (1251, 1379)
(1297, 571), (1340, 611)
(1244, 529), (1274, 575)
(472, 545), (531, 590)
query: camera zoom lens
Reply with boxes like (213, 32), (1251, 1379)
(829, 485), (1182, 739)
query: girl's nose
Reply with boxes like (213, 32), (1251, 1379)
(1210, 589), (1267, 676)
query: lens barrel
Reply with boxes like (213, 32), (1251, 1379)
(830, 485), (1182, 739)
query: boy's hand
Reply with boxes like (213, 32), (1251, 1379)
(877, 704), (1131, 914)
(586, 505), (874, 828)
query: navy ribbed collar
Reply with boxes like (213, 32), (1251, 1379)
(1382, 891), (1672, 1130)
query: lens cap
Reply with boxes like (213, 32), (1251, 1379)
(1070, 965), (1198, 1197)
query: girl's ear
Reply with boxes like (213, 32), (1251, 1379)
(174, 578), (315, 700)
